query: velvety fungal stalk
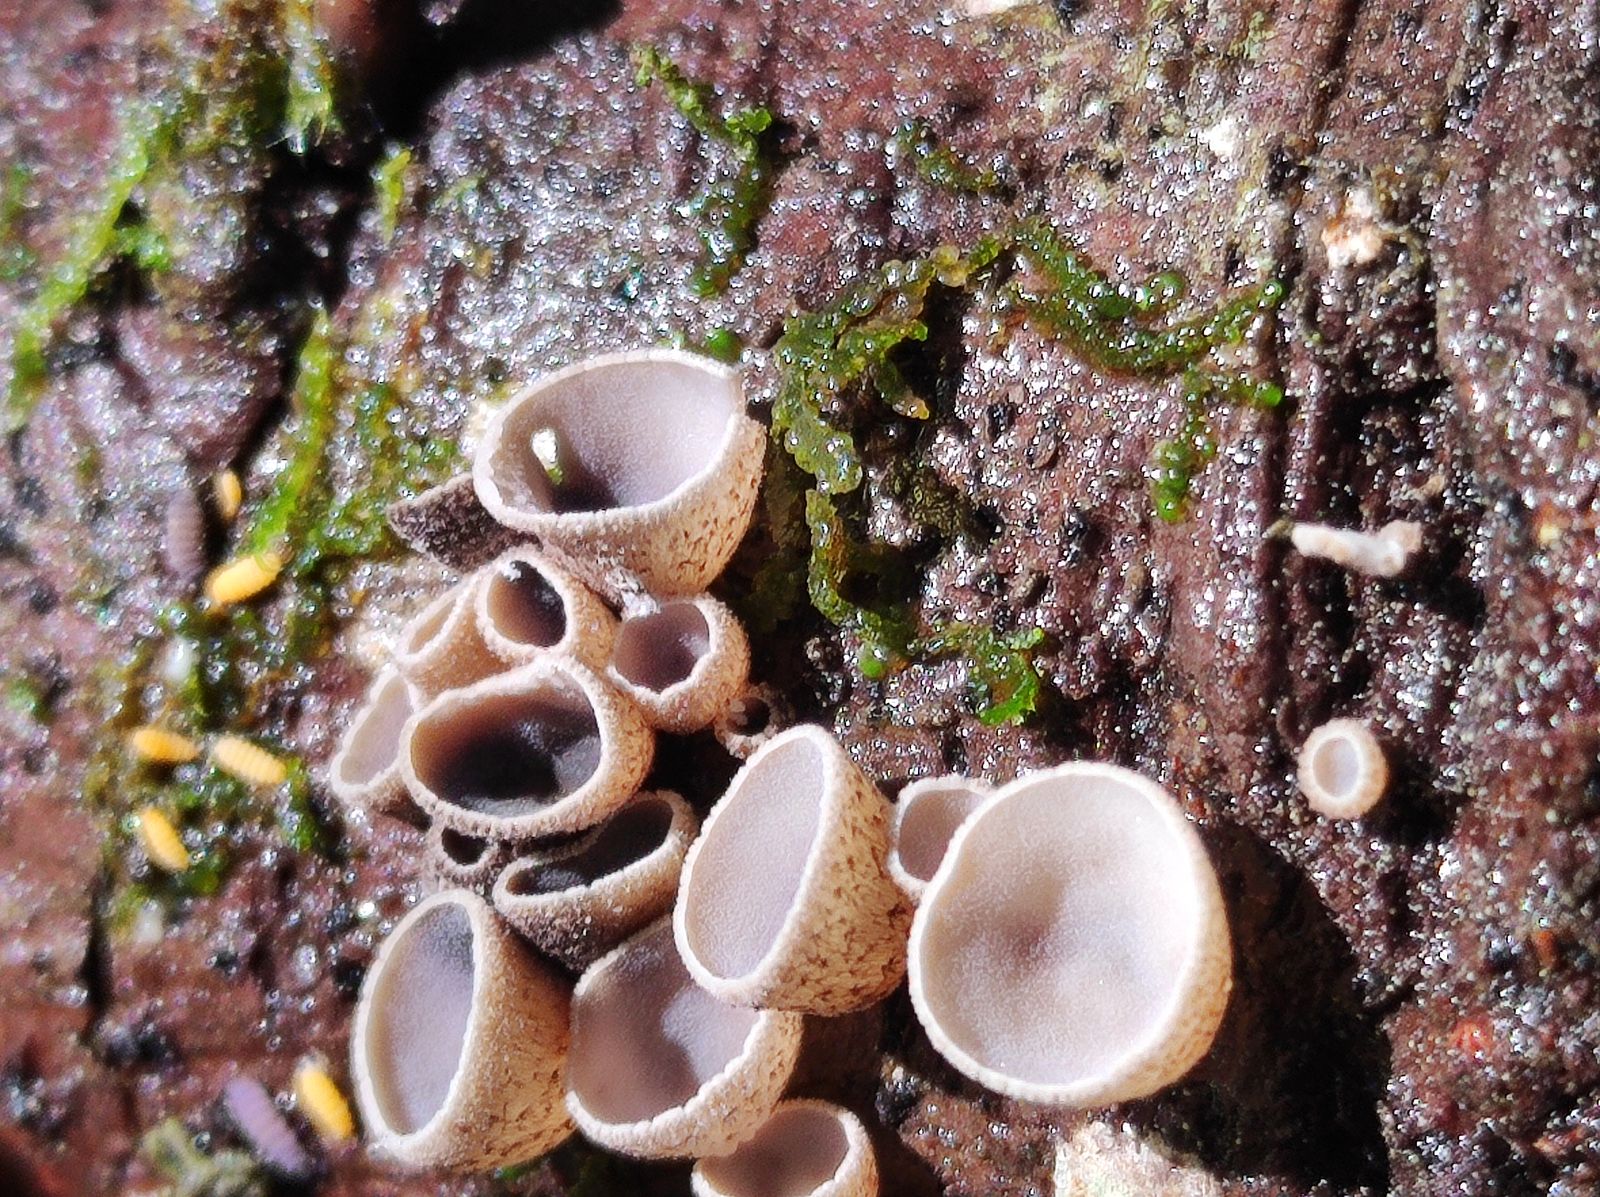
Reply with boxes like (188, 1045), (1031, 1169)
(675, 725), (911, 1015)
(351, 889), (573, 1169)
(329, 666), (423, 821)
(1289, 518), (1422, 578)
(691, 1100), (878, 1197)
(493, 791), (697, 970)
(606, 594), (750, 734)
(565, 919), (802, 1159)
(475, 547), (617, 672)
(393, 577), (503, 696)
(472, 349), (765, 600)
(424, 823), (512, 893)
(887, 776), (992, 903)
(712, 684), (785, 760)
(400, 658), (653, 841)
(1296, 717), (1388, 819)
(907, 762), (1232, 1107)
(386, 471), (520, 572)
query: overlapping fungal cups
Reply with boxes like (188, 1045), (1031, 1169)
(691, 1100), (878, 1197)
(328, 666), (421, 821)
(908, 763), (1232, 1107)
(351, 889), (572, 1169)
(887, 775), (992, 903)
(565, 919), (803, 1159)
(675, 725), (911, 1015)
(476, 547), (617, 672)
(401, 658), (653, 841)
(493, 791), (698, 970)
(472, 349), (764, 600)
(393, 577), (502, 697)
(606, 594), (750, 733)
(423, 822), (512, 893)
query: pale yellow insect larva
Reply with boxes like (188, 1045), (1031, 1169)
(127, 725), (201, 765)
(210, 735), (289, 787)
(204, 551), (283, 607)
(213, 469), (244, 522)
(293, 1060), (356, 1142)
(137, 807), (191, 873)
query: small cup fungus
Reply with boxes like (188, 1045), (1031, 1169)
(329, 667), (422, 821)
(887, 776), (992, 903)
(1289, 519), (1423, 579)
(472, 349), (764, 600)
(393, 577), (503, 696)
(475, 547), (617, 672)
(565, 919), (803, 1159)
(1296, 717), (1388, 819)
(675, 725), (911, 1015)
(691, 1100), (878, 1197)
(400, 659), (653, 841)
(350, 889), (572, 1169)
(907, 762), (1232, 1107)
(605, 594), (751, 734)
(712, 685), (786, 760)
(493, 791), (698, 970)
(424, 823), (511, 893)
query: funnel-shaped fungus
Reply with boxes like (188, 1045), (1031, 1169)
(1296, 718), (1388, 819)
(494, 792), (697, 970)
(1289, 519), (1422, 578)
(476, 547), (617, 672)
(691, 1100), (878, 1197)
(675, 725), (911, 1015)
(713, 685), (786, 760)
(386, 473), (520, 572)
(401, 659), (653, 841)
(472, 350), (764, 599)
(424, 823), (511, 893)
(329, 667), (422, 821)
(888, 776), (992, 903)
(566, 919), (802, 1159)
(393, 578), (503, 696)
(907, 762), (1232, 1107)
(606, 595), (750, 734)
(351, 889), (572, 1169)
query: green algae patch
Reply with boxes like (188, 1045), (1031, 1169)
(373, 145), (414, 242)
(282, 0), (341, 153)
(890, 120), (1006, 195)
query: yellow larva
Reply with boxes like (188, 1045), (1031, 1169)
(204, 551), (283, 608)
(213, 469), (244, 522)
(128, 725), (200, 765)
(211, 735), (289, 787)
(137, 808), (191, 873)
(293, 1060), (355, 1142)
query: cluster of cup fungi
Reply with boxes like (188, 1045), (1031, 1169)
(326, 347), (1402, 1193)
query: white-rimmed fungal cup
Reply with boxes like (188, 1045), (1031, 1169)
(472, 350), (765, 600)
(493, 791), (698, 970)
(713, 684), (786, 760)
(329, 667), (423, 821)
(1296, 718), (1388, 819)
(423, 823), (511, 893)
(350, 889), (572, 1170)
(907, 762), (1232, 1107)
(400, 659), (653, 842)
(476, 547), (617, 672)
(888, 776), (992, 903)
(606, 594), (750, 734)
(393, 577), (503, 696)
(691, 1100), (878, 1197)
(565, 919), (803, 1159)
(675, 725), (911, 1015)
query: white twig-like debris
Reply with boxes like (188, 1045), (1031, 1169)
(1289, 519), (1422, 578)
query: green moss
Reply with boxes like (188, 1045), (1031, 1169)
(915, 623), (1047, 726)
(282, 0), (340, 154)
(0, 162), (34, 282)
(140, 1117), (265, 1197)
(890, 120), (1004, 194)
(372, 145), (413, 241)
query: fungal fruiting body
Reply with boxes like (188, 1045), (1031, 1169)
(493, 791), (698, 970)
(1296, 718), (1388, 819)
(887, 776), (992, 903)
(565, 919), (803, 1159)
(712, 685), (784, 760)
(393, 577), (504, 697)
(351, 889), (573, 1169)
(1289, 519), (1423, 578)
(675, 725), (912, 1015)
(606, 594), (751, 733)
(328, 667), (422, 820)
(691, 1100), (878, 1197)
(400, 658), (653, 841)
(907, 762), (1232, 1107)
(472, 349), (765, 600)
(424, 824), (512, 894)
(476, 547), (618, 671)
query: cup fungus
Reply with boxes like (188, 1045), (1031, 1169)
(476, 547), (617, 672)
(472, 349), (765, 600)
(350, 889), (573, 1170)
(493, 791), (697, 970)
(329, 667), (423, 821)
(393, 578), (503, 696)
(400, 659), (653, 841)
(907, 762), (1232, 1107)
(605, 594), (751, 734)
(887, 776), (992, 903)
(1296, 717), (1388, 819)
(565, 919), (803, 1159)
(424, 823), (512, 893)
(675, 725), (911, 1015)
(1289, 519), (1423, 578)
(691, 1100), (878, 1197)
(712, 685), (786, 760)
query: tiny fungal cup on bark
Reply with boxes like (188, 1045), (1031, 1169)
(887, 776), (992, 903)
(605, 594), (751, 734)
(475, 547), (617, 672)
(907, 762), (1232, 1107)
(393, 576), (504, 697)
(329, 667), (423, 821)
(1296, 717), (1388, 819)
(691, 1100), (878, 1197)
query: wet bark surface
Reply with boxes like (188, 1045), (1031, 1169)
(3, 0), (1600, 1194)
